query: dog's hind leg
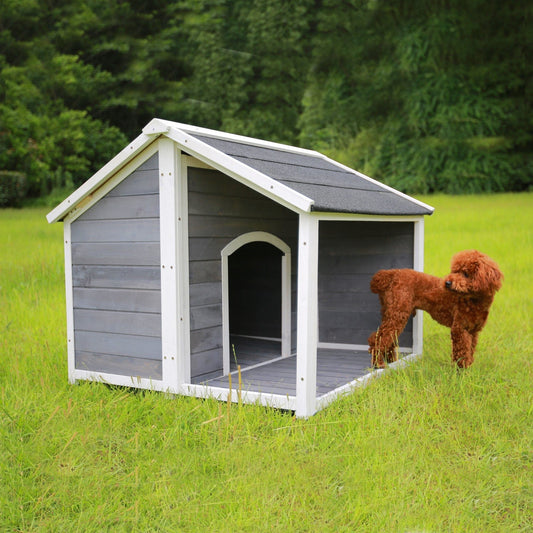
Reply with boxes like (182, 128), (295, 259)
(369, 310), (411, 368)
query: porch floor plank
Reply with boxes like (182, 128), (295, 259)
(194, 336), (377, 398)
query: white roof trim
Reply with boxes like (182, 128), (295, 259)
(162, 126), (313, 213)
(46, 132), (157, 223)
(144, 118), (321, 157)
(47, 119), (314, 223)
(47, 118), (433, 223)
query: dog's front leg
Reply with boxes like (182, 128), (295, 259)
(450, 326), (475, 368)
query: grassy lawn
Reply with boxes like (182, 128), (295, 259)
(1, 193), (532, 532)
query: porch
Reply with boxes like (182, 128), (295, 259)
(188, 336), (415, 411)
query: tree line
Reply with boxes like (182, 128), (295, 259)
(1, 0), (531, 205)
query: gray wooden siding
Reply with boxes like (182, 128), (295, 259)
(71, 153), (162, 379)
(318, 221), (415, 346)
(188, 167), (298, 380)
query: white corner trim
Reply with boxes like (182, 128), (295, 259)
(295, 214), (319, 418)
(143, 118), (171, 135)
(151, 118), (321, 157)
(158, 138), (181, 389)
(61, 143), (160, 225)
(63, 221), (76, 384)
(221, 231), (292, 376)
(413, 219), (425, 355)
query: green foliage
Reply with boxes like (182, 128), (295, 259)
(1, 197), (532, 530)
(0, 0), (530, 200)
(299, 0), (532, 193)
(0, 171), (27, 207)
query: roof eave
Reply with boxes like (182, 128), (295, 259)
(319, 154), (435, 215)
(46, 131), (158, 223)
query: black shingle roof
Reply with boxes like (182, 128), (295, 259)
(190, 134), (432, 216)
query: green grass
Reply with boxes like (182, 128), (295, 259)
(1, 194), (532, 532)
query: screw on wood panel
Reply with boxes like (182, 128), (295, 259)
(301, 377), (304, 381)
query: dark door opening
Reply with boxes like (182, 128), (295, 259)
(228, 241), (283, 367)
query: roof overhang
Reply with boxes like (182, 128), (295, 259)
(47, 118), (433, 223)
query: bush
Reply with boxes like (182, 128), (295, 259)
(0, 171), (27, 207)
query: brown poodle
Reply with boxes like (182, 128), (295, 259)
(368, 250), (503, 369)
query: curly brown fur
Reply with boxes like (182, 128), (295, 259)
(368, 250), (503, 369)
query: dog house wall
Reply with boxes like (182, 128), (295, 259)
(69, 153), (163, 379)
(318, 221), (414, 348)
(187, 166), (298, 380)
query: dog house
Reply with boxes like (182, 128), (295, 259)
(47, 118), (434, 417)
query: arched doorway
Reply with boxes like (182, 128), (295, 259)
(221, 232), (291, 375)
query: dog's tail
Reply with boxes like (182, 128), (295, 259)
(370, 270), (395, 294)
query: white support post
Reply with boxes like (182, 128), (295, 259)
(63, 220), (76, 383)
(177, 156), (191, 385)
(158, 138), (180, 390)
(413, 218), (425, 355)
(295, 214), (319, 418)
(281, 251), (291, 357)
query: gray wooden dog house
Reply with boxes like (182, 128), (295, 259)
(47, 118), (434, 417)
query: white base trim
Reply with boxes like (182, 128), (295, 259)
(71, 369), (174, 393)
(181, 383), (297, 412)
(72, 352), (421, 417)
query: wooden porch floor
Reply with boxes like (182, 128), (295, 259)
(193, 336), (374, 397)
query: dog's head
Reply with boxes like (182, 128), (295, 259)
(444, 250), (503, 297)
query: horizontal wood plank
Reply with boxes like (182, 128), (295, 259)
(73, 265), (161, 290)
(76, 351), (162, 380)
(190, 326), (222, 355)
(71, 218), (160, 243)
(189, 260), (221, 284)
(74, 309), (161, 337)
(75, 330), (162, 360)
(73, 287), (161, 313)
(188, 191), (294, 219)
(72, 243), (160, 266)
(189, 282), (222, 307)
(190, 347), (223, 377)
(190, 304), (222, 331)
(77, 194), (159, 221)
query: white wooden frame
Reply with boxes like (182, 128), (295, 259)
(62, 143), (168, 390)
(314, 214), (425, 356)
(295, 214), (319, 418)
(221, 231), (292, 376)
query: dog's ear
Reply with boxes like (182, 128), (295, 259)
(475, 255), (503, 294)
